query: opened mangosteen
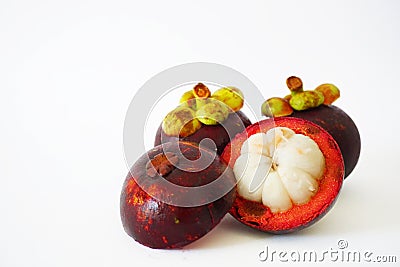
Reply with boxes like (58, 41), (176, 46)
(154, 83), (251, 155)
(120, 141), (236, 248)
(261, 76), (360, 178)
(221, 117), (344, 233)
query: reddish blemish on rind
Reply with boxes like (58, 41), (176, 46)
(121, 141), (236, 248)
(221, 117), (344, 233)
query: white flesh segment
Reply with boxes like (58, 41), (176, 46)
(262, 171), (292, 213)
(233, 153), (272, 202)
(265, 127), (295, 156)
(274, 134), (325, 178)
(240, 133), (269, 157)
(278, 166), (319, 205)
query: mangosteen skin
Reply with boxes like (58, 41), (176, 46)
(120, 142), (236, 249)
(291, 105), (360, 178)
(154, 111), (251, 155)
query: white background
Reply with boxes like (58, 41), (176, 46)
(1, 0), (400, 266)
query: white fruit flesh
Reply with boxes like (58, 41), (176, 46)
(233, 127), (325, 213)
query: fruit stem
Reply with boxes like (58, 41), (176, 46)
(193, 83), (211, 110)
(286, 76), (303, 95)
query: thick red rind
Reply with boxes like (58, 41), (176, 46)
(121, 141), (236, 248)
(221, 117), (344, 233)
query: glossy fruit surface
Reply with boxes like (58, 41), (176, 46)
(155, 111), (251, 155)
(222, 117), (344, 233)
(290, 105), (360, 178)
(121, 141), (236, 248)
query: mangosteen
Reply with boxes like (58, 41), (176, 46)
(154, 83), (252, 155)
(221, 117), (344, 233)
(120, 141), (236, 248)
(261, 76), (360, 178)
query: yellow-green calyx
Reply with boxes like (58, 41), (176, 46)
(284, 94), (292, 101)
(289, 90), (324, 111)
(180, 90), (195, 104)
(196, 99), (230, 125)
(163, 83), (245, 136)
(261, 97), (294, 117)
(261, 76), (341, 117)
(211, 87), (244, 112)
(315, 83), (340, 105)
(179, 90), (196, 109)
(162, 106), (201, 137)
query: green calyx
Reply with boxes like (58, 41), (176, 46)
(163, 83), (245, 137)
(162, 106), (201, 137)
(261, 97), (293, 117)
(180, 90), (195, 104)
(196, 99), (230, 125)
(315, 83), (340, 105)
(211, 87), (244, 112)
(261, 76), (341, 117)
(289, 90), (324, 111)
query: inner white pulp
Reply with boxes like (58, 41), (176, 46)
(233, 127), (325, 213)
